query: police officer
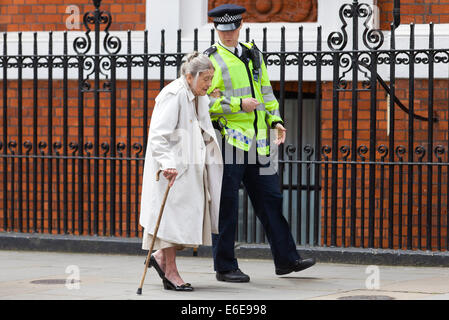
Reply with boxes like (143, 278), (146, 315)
(205, 4), (316, 283)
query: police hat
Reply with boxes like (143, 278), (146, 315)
(208, 4), (246, 31)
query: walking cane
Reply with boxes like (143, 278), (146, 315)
(136, 170), (172, 295)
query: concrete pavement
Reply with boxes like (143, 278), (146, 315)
(1, 249), (449, 300)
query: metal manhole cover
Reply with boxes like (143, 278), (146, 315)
(338, 295), (394, 300)
(30, 279), (80, 285)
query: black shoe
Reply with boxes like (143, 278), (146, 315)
(147, 255), (165, 280)
(275, 258), (316, 275)
(162, 277), (194, 291)
(216, 269), (250, 283)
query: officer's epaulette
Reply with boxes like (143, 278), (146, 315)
(241, 41), (261, 53)
(203, 46), (217, 56)
(250, 40), (262, 53)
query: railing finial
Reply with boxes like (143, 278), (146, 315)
(93, 0), (102, 9)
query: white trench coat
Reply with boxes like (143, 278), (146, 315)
(139, 77), (223, 247)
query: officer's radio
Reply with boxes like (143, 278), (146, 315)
(249, 40), (261, 82)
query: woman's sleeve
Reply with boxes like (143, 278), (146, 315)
(148, 93), (180, 171)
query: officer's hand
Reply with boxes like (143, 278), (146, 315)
(163, 168), (178, 187)
(274, 123), (287, 145)
(241, 98), (259, 113)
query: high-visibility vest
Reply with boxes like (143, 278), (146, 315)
(206, 42), (283, 155)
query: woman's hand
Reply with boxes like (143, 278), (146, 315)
(273, 123), (287, 145)
(163, 168), (178, 187)
(210, 88), (222, 98)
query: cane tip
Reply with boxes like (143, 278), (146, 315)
(136, 288), (142, 295)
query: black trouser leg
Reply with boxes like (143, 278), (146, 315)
(212, 157), (246, 272)
(242, 163), (300, 269)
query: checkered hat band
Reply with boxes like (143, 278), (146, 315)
(213, 13), (242, 23)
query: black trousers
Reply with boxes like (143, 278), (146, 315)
(212, 143), (300, 272)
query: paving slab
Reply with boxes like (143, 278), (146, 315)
(0, 250), (448, 300)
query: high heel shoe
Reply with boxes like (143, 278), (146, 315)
(162, 277), (194, 292)
(147, 255), (165, 280)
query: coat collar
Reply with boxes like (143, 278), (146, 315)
(179, 77), (218, 143)
(180, 76), (195, 102)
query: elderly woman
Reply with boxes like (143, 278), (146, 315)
(139, 52), (223, 292)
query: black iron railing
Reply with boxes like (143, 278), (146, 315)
(1, 0), (449, 252)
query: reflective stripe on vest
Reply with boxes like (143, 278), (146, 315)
(261, 85), (277, 103)
(266, 109), (280, 118)
(228, 86), (252, 97)
(225, 127), (252, 145)
(212, 51), (253, 98)
(210, 103), (266, 117)
(225, 127), (268, 151)
(256, 139), (268, 149)
(212, 52), (233, 91)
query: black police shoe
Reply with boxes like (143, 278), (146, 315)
(275, 258), (316, 275)
(216, 268), (250, 283)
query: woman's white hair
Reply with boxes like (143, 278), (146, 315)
(180, 51), (214, 77)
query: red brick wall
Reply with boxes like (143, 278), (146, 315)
(0, 0), (146, 32)
(0, 79), (165, 236)
(4, 0), (446, 33)
(208, 0), (318, 23)
(378, 0), (449, 29)
(320, 80), (449, 250)
(0, 0), (149, 236)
